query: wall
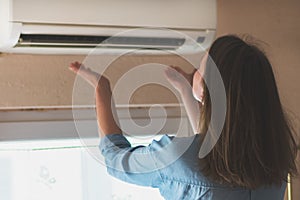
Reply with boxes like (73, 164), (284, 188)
(217, 0), (300, 127)
(0, 54), (196, 107)
(0, 0), (299, 198)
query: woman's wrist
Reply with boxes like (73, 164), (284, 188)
(95, 77), (111, 92)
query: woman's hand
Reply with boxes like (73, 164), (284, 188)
(164, 65), (195, 93)
(69, 61), (121, 136)
(69, 61), (110, 91)
(165, 66), (201, 133)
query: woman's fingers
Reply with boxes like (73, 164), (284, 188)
(171, 66), (185, 74)
(164, 65), (196, 94)
(69, 62), (84, 75)
(165, 66), (182, 80)
(165, 65), (190, 81)
(69, 61), (111, 91)
(69, 62), (101, 88)
(164, 67), (179, 82)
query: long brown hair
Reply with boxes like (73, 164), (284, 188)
(199, 35), (298, 189)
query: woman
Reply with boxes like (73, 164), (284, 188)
(69, 35), (298, 200)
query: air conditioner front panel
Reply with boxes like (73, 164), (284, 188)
(11, 0), (216, 30)
(1, 0), (216, 54)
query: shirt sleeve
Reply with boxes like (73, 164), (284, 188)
(99, 134), (173, 188)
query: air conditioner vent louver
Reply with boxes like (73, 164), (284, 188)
(19, 34), (109, 44)
(17, 34), (186, 49)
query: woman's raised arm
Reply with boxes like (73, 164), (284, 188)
(164, 66), (201, 133)
(69, 62), (122, 137)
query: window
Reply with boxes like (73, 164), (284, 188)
(0, 137), (164, 200)
(0, 105), (190, 200)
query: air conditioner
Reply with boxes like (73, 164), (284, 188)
(0, 0), (216, 55)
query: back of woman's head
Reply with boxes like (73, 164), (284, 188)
(200, 35), (298, 189)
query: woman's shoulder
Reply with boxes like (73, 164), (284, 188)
(148, 134), (203, 155)
(152, 133), (203, 145)
(149, 134), (212, 182)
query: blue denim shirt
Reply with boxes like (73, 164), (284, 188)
(99, 134), (286, 200)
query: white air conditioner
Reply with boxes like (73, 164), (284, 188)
(0, 0), (216, 54)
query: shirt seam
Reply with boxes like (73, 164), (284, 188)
(161, 176), (211, 188)
(149, 149), (165, 188)
(160, 175), (249, 190)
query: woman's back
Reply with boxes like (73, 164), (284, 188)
(156, 135), (287, 200)
(100, 133), (287, 200)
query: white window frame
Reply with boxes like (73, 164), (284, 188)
(0, 104), (191, 141)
